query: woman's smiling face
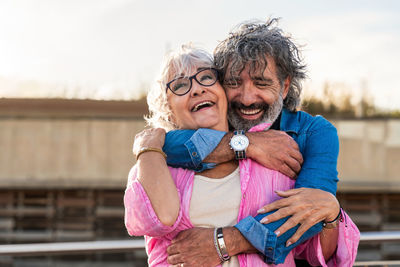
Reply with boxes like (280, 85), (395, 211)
(166, 66), (229, 132)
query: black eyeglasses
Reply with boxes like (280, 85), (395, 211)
(166, 68), (219, 96)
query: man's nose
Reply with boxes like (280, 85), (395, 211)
(239, 82), (258, 106)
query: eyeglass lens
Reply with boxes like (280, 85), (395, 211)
(169, 69), (217, 96)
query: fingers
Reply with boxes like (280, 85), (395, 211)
(286, 213), (321, 246)
(167, 243), (179, 256)
(287, 136), (299, 150)
(279, 162), (297, 179)
(283, 156), (302, 177)
(259, 206), (293, 224)
(272, 212), (305, 237)
(285, 222), (310, 246)
(284, 134), (303, 166)
(257, 197), (290, 214)
(133, 128), (166, 155)
(289, 148), (303, 166)
(274, 188), (302, 197)
(257, 189), (301, 214)
(167, 253), (182, 265)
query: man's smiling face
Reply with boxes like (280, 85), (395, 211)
(223, 56), (290, 130)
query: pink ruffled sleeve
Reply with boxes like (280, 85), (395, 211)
(123, 165), (183, 238)
(294, 210), (360, 267)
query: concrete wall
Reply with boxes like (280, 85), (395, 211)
(333, 119), (400, 192)
(1, 98), (399, 191)
(0, 98), (147, 188)
(0, 118), (145, 188)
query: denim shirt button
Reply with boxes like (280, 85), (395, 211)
(192, 152), (197, 157)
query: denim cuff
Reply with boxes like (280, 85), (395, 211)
(184, 129), (226, 172)
(235, 216), (277, 263)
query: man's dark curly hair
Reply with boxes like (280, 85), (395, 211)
(214, 18), (307, 111)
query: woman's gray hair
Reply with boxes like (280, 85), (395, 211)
(145, 44), (214, 130)
(214, 18), (307, 111)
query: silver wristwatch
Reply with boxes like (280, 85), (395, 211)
(229, 130), (249, 160)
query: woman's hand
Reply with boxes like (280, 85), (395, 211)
(257, 188), (340, 246)
(132, 128), (166, 157)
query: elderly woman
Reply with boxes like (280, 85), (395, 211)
(124, 45), (358, 266)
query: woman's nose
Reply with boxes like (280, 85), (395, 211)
(190, 81), (206, 96)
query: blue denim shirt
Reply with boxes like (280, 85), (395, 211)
(163, 109), (339, 263)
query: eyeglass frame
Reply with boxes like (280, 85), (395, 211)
(165, 68), (219, 96)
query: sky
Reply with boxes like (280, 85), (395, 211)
(0, 0), (399, 110)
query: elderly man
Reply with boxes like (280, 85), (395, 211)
(155, 19), (358, 266)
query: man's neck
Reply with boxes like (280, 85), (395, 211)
(270, 112), (282, 130)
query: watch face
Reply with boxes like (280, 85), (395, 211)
(230, 135), (249, 151)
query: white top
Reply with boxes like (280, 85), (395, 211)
(190, 167), (241, 267)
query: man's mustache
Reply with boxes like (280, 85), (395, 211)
(229, 101), (269, 111)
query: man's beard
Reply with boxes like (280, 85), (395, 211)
(227, 93), (283, 131)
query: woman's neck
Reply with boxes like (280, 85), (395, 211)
(197, 160), (238, 179)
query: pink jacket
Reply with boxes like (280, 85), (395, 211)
(124, 158), (359, 266)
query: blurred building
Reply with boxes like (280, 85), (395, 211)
(0, 98), (399, 265)
(0, 98), (147, 266)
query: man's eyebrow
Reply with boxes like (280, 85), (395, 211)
(252, 76), (274, 83)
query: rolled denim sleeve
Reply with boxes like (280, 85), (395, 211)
(163, 128), (226, 172)
(235, 213), (323, 264)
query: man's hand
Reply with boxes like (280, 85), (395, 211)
(246, 130), (303, 179)
(167, 228), (220, 267)
(257, 188), (340, 246)
(167, 227), (256, 267)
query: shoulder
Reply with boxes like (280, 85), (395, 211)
(283, 109), (337, 134)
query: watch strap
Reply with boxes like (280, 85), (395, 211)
(232, 130), (247, 160)
(235, 150), (246, 160)
(233, 130), (245, 135)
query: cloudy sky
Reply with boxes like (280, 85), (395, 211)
(0, 0), (399, 109)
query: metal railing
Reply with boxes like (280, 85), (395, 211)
(1, 231), (400, 266)
(0, 239), (145, 256)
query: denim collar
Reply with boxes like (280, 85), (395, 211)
(280, 109), (300, 135)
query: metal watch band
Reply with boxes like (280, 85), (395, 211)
(233, 130), (247, 160)
(216, 227), (230, 261)
(234, 130), (245, 135)
(235, 150), (246, 160)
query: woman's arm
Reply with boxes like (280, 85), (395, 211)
(320, 225), (339, 261)
(132, 128), (180, 226)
